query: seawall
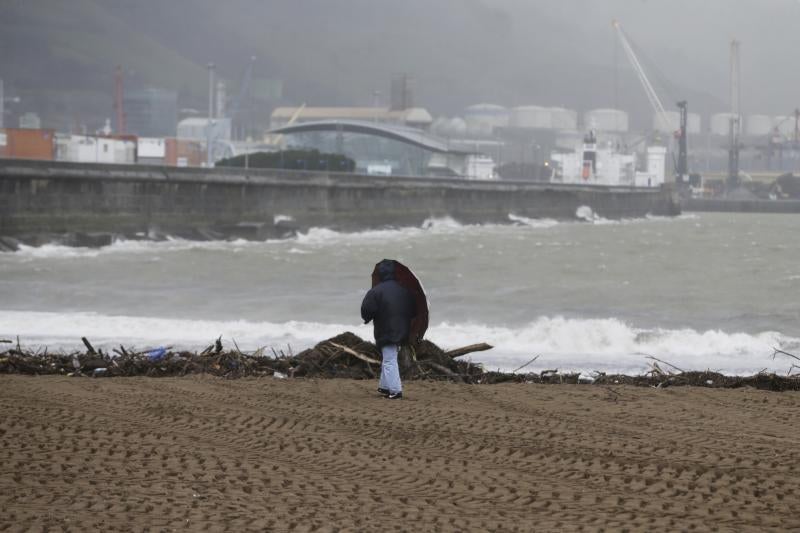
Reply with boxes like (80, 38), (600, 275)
(684, 198), (800, 214)
(0, 159), (680, 243)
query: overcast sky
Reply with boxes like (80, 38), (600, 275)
(2, 0), (798, 128)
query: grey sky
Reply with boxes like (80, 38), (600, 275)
(1, 0), (798, 129)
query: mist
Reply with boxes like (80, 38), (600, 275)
(2, 0), (798, 130)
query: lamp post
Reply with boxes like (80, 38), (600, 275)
(207, 63), (216, 167)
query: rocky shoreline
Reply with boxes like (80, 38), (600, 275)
(0, 218), (301, 252)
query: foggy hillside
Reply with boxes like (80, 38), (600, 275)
(1, 0), (797, 131)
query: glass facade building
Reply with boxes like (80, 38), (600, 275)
(274, 120), (469, 177)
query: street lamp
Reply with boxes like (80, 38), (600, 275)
(207, 63), (216, 167)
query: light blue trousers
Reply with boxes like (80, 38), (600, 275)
(379, 344), (402, 394)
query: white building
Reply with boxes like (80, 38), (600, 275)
(57, 135), (136, 164)
(465, 154), (496, 180)
(137, 137), (166, 165)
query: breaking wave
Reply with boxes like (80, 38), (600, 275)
(1, 310), (794, 376)
(5, 213), (697, 259)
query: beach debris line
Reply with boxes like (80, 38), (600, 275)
(0, 332), (499, 382)
(2, 335), (800, 391)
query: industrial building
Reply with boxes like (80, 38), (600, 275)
(177, 118), (232, 141)
(269, 120), (494, 179)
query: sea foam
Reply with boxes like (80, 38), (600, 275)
(1, 310), (794, 376)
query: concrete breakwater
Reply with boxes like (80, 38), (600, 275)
(683, 197), (800, 214)
(0, 159), (680, 248)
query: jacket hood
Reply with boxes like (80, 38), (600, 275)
(377, 259), (396, 281)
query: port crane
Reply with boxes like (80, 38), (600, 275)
(612, 20), (690, 186)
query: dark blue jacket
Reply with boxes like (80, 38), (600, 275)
(361, 260), (417, 348)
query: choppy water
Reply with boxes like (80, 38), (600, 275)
(2, 212), (800, 375)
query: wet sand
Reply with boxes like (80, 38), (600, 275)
(1, 376), (798, 532)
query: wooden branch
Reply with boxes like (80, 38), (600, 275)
(773, 348), (800, 363)
(328, 342), (381, 365)
(604, 387), (621, 402)
(511, 354), (541, 374)
(444, 343), (493, 359)
(81, 337), (96, 355)
(420, 360), (464, 383)
(644, 355), (684, 374)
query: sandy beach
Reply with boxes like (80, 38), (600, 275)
(1, 376), (798, 532)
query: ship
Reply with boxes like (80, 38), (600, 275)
(550, 131), (667, 188)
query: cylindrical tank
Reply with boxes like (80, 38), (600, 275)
(687, 113), (701, 135)
(464, 104), (509, 137)
(652, 111), (680, 133)
(652, 111), (702, 134)
(550, 107), (578, 130)
(509, 106), (552, 129)
(746, 114), (773, 137)
(431, 116), (467, 138)
(774, 116), (797, 137)
(431, 117), (449, 136)
(447, 117), (467, 136)
(710, 113), (742, 136)
(583, 108), (629, 132)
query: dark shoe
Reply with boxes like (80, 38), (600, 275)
(377, 388), (389, 397)
(386, 391), (403, 400)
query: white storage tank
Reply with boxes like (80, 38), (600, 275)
(584, 108), (629, 132)
(464, 104), (509, 137)
(746, 114), (773, 137)
(432, 117), (468, 138)
(509, 106), (552, 129)
(651, 111), (701, 134)
(652, 111), (680, 133)
(710, 113), (742, 136)
(774, 116), (797, 137)
(550, 107), (578, 130)
(687, 113), (701, 135)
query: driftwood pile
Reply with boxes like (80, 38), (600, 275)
(2, 335), (800, 391)
(0, 333), (495, 382)
(515, 353), (800, 392)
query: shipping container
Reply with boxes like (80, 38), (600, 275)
(165, 138), (205, 167)
(0, 128), (55, 160)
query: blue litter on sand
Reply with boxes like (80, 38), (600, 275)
(147, 347), (167, 361)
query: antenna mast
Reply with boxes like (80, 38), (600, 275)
(114, 66), (126, 134)
(727, 40), (741, 190)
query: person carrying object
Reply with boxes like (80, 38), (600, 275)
(361, 259), (417, 400)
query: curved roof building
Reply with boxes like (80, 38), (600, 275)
(269, 120), (478, 178)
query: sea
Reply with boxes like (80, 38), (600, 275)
(2, 211), (800, 376)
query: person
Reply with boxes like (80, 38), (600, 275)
(360, 259), (417, 400)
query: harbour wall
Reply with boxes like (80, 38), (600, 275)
(0, 159), (680, 242)
(684, 198), (800, 214)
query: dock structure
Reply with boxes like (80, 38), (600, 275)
(0, 159), (679, 243)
